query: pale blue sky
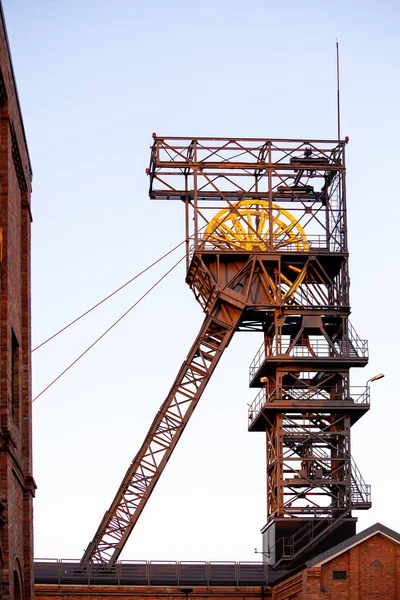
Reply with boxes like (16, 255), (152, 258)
(3, 0), (400, 561)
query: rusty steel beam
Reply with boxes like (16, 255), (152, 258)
(80, 301), (243, 567)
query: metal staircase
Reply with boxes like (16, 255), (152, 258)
(273, 456), (371, 567)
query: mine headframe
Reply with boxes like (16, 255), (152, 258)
(80, 137), (370, 570)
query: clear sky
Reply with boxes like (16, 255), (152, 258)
(3, 0), (400, 562)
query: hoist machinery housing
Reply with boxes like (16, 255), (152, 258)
(81, 136), (370, 569)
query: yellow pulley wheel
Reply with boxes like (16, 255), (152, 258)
(202, 200), (309, 252)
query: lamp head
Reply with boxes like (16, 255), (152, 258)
(368, 373), (385, 383)
(179, 588), (194, 596)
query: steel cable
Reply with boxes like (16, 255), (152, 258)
(32, 239), (186, 352)
(32, 254), (185, 403)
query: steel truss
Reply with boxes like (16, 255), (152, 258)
(82, 137), (370, 568)
(265, 413), (370, 519)
(81, 300), (243, 566)
(148, 137), (347, 260)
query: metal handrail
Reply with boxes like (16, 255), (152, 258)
(249, 325), (368, 381)
(276, 462), (371, 561)
(196, 233), (344, 254)
(248, 385), (370, 424)
(278, 515), (337, 559)
(33, 560), (269, 586)
(351, 457), (371, 505)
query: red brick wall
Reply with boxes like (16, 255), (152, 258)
(357, 534), (399, 599)
(307, 533), (400, 600)
(0, 4), (34, 600)
(271, 533), (400, 600)
(35, 585), (271, 600)
(272, 571), (303, 599)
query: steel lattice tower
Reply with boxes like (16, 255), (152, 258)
(81, 136), (371, 569)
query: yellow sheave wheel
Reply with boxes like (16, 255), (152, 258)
(202, 200), (309, 252)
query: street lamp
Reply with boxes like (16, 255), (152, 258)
(367, 373), (384, 384)
(179, 587), (194, 600)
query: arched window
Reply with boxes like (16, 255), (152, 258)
(13, 568), (23, 600)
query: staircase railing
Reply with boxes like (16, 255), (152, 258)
(272, 458), (371, 566)
(350, 457), (371, 505)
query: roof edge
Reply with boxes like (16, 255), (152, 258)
(306, 523), (400, 569)
(0, 0), (32, 176)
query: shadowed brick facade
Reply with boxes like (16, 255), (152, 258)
(0, 3), (34, 600)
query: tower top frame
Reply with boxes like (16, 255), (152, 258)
(148, 136), (348, 262)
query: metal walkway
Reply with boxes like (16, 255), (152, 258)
(34, 560), (288, 587)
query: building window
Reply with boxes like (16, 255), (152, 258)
(333, 570), (347, 580)
(371, 559), (382, 567)
(11, 330), (20, 420)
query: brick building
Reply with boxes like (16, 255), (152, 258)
(272, 523), (400, 599)
(0, 3), (34, 600)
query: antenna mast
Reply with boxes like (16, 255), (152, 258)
(336, 40), (341, 140)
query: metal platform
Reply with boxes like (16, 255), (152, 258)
(34, 560), (288, 587)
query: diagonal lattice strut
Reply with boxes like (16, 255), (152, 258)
(80, 301), (243, 567)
